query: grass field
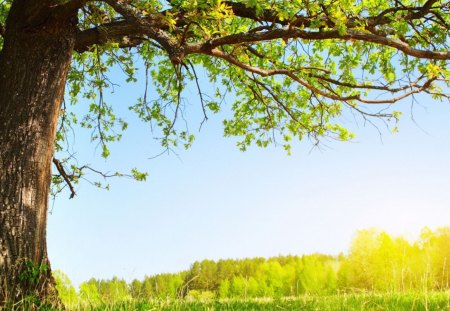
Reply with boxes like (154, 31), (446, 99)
(59, 292), (450, 310)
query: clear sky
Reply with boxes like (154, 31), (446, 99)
(47, 64), (450, 288)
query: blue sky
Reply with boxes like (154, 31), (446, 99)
(47, 65), (450, 288)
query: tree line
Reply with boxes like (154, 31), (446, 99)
(55, 227), (450, 304)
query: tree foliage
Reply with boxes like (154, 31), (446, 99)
(1, 0), (447, 196)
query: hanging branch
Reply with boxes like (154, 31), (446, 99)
(53, 158), (77, 199)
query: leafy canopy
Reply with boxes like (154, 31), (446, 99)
(1, 0), (449, 195)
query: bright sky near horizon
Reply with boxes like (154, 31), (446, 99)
(47, 66), (450, 288)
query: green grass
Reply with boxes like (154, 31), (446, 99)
(60, 292), (450, 310)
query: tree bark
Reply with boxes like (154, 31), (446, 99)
(0, 0), (77, 306)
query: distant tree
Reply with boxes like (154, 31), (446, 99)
(246, 277), (260, 298)
(339, 229), (381, 291)
(155, 273), (184, 298)
(197, 260), (219, 291)
(403, 239), (428, 291)
(1, 0), (449, 304)
(79, 279), (101, 304)
(420, 227), (450, 290)
(230, 275), (247, 298)
(53, 270), (78, 307)
(141, 277), (156, 299)
(217, 259), (239, 284)
(263, 261), (285, 297)
(298, 254), (338, 294)
(97, 276), (130, 302)
(338, 229), (436, 292)
(129, 279), (143, 299)
(218, 278), (231, 298)
(183, 261), (202, 295)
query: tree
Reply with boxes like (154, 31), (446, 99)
(129, 279), (143, 299)
(78, 278), (101, 304)
(420, 227), (450, 290)
(0, 0), (449, 305)
(53, 270), (77, 307)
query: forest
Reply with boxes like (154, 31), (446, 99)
(54, 227), (450, 306)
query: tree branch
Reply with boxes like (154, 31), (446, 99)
(53, 158), (76, 199)
(186, 28), (450, 60)
(306, 74), (427, 93)
(101, 0), (183, 63)
(75, 20), (145, 52)
(205, 48), (437, 105)
(370, 0), (439, 23)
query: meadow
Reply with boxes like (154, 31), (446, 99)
(54, 292), (450, 311)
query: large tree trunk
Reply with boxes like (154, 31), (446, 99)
(0, 0), (77, 306)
